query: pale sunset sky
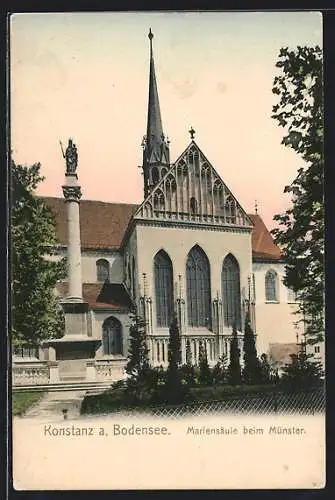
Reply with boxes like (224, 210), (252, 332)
(10, 11), (322, 229)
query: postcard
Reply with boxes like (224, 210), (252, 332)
(10, 11), (325, 490)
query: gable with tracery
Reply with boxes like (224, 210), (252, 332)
(134, 141), (253, 229)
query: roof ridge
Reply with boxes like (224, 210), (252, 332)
(40, 195), (140, 207)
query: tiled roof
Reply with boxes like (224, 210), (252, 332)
(268, 343), (299, 366)
(56, 282), (133, 310)
(43, 197), (281, 261)
(249, 214), (282, 261)
(43, 197), (138, 250)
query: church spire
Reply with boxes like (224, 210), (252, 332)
(142, 29), (170, 197)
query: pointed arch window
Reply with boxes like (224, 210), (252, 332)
(222, 254), (241, 330)
(186, 245), (212, 328)
(265, 270), (279, 302)
(154, 250), (174, 327)
(102, 317), (123, 355)
(96, 259), (110, 282)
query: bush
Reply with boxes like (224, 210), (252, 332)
(280, 351), (324, 390)
(190, 383), (280, 402)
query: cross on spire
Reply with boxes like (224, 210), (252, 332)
(255, 200), (258, 214)
(189, 127), (195, 140)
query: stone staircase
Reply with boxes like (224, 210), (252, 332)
(22, 390), (88, 419)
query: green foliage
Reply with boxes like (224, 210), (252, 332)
(212, 355), (228, 385)
(179, 363), (197, 387)
(198, 341), (213, 385)
(185, 339), (192, 367)
(271, 46), (324, 342)
(164, 313), (186, 404)
(125, 312), (151, 403)
(280, 350), (324, 390)
(190, 383), (281, 402)
(242, 309), (261, 384)
(12, 391), (45, 416)
(168, 312), (181, 369)
(228, 324), (242, 386)
(125, 313), (149, 378)
(11, 160), (66, 347)
(259, 353), (272, 384)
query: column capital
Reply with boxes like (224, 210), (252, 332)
(62, 185), (82, 202)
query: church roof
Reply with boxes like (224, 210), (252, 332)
(42, 196), (282, 261)
(56, 282), (133, 310)
(43, 197), (138, 250)
(249, 214), (282, 261)
(144, 29), (169, 167)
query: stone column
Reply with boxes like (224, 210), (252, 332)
(62, 176), (83, 302)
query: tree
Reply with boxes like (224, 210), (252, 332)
(198, 341), (212, 386)
(185, 338), (192, 367)
(125, 312), (149, 378)
(125, 312), (152, 403)
(280, 351), (324, 390)
(242, 308), (261, 384)
(180, 340), (196, 387)
(11, 160), (66, 348)
(212, 355), (228, 385)
(168, 312), (181, 369)
(271, 46), (324, 344)
(165, 313), (186, 403)
(228, 325), (241, 386)
(259, 353), (272, 385)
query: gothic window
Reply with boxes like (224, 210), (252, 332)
(96, 259), (110, 282)
(154, 250), (174, 327)
(190, 197), (198, 214)
(265, 270), (278, 302)
(161, 168), (167, 177)
(102, 317), (123, 355)
(186, 245), (212, 328)
(222, 254), (241, 330)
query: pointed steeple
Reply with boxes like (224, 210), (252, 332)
(142, 29), (170, 197)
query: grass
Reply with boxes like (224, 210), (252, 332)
(12, 391), (45, 416)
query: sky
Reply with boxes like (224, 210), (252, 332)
(10, 11), (322, 230)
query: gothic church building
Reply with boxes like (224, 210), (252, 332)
(24, 31), (307, 383)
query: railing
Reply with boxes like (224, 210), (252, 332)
(12, 361), (50, 386)
(95, 358), (127, 382)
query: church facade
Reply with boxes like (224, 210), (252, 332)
(14, 30), (315, 386)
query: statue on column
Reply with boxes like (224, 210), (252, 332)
(60, 138), (78, 174)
